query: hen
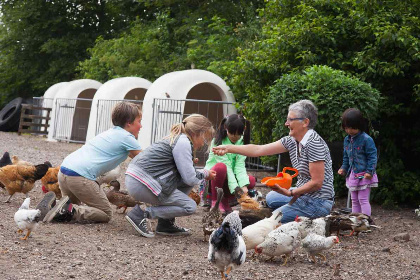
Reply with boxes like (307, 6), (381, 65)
(202, 187), (224, 242)
(96, 164), (122, 185)
(14, 197), (41, 240)
(235, 187), (260, 210)
(11, 155), (33, 166)
(208, 210), (246, 280)
(105, 180), (137, 214)
(0, 163), (49, 203)
(302, 233), (339, 263)
(296, 216), (327, 238)
(0, 152), (12, 167)
(242, 208), (283, 251)
(41, 165), (61, 199)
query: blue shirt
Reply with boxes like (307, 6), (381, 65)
(62, 126), (141, 180)
(341, 131), (377, 176)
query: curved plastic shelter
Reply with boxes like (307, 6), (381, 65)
(48, 79), (102, 143)
(139, 69), (236, 149)
(43, 82), (69, 108)
(85, 77), (152, 141)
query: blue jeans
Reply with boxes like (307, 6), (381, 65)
(266, 191), (334, 223)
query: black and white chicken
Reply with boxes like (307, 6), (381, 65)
(208, 210), (246, 280)
(302, 233), (339, 263)
(14, 198), (41, 240)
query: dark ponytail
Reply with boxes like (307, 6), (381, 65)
(214, 114), (251, 146)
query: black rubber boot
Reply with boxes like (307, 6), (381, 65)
(155, 218), (191, 236)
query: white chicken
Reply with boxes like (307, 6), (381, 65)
(242, 208), (283, 251)
(302, 233), (339, 263)
(296, 216), (327, 238)
(14, 198), (41, 240)
(208, 210), (246, 280)
(95, 164), (122, 185)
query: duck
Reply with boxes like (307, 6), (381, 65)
(105, 180), (137, 214)
(325, 211), (379, 236)
(202, 187), (224, 242)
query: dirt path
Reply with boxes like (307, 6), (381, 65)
(0, 132), (419, 280)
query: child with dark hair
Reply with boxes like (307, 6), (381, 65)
(204, 114), (256, 213)
(338, 108), (378, 216)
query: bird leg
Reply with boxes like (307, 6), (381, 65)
(122, 206), (128, 214)
(21, 229), (31, 240)
(226, 266), (232, 276)
(345, 229), (355, 237)
(310, 255), (317, 263)
(282, 254), (290, 266)
(220, 271), (226, 280)
(4, 194), (13, 203)
(317, 253), (327, 262)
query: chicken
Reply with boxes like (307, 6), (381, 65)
(202, 187), (224, 242)
(235, 187), (260, 210)
(254, 218), (307, 265)
(188, 189), (201, 206)
(296, 216), (327, 238)
(302, 233), (340, 263)
(96, 164), (122, 185)
(105, 180), (137, 214)
(208, 210), (246, 280)
(242, 208), (283, 251)
(41, 165), (61, 199)
(14, 197), (41, 240)
(0, 163), (49, 203)
(11, 155), (33, 166)
(0, 152), (12, 167)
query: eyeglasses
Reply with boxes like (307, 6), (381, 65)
(286, 117), (305, 123)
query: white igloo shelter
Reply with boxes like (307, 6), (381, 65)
(138, 69), (237, 149)
(48, 79), (102, 143)
(85, 77), (152, 141)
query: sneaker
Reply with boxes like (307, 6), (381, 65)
(155, 218), (191, 236)
(36, 191), (56, 220)
(43, 196), (75, 223)
(125, 205), (154, 238)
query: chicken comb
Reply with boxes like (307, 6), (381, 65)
(294, 215), (300, 222)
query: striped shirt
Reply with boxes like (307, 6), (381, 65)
(280, 130), (334, 200)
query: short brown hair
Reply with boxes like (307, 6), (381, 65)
(112, 102), (142, 127)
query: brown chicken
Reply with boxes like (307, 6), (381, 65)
(105, 180), (137, 213)
(11, 155), (33, 166)
(188, 190), (201, 206)
(0, 163), (49, 203)
(41, 165), (61, 199)
(235, 187), (260, 210)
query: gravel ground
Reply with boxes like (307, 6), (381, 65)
(0, 131), (419, 280)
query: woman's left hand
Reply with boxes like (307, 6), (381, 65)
(364, 173), (372, 180)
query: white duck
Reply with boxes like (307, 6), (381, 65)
(242, 208), (283, 251)
(208, 211), (246, 280)
(14, 198), (41, 240)
(302, 233), (339, 263)
(96, 164), (122, 185)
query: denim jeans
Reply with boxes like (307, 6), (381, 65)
(266, 191), (333, 223)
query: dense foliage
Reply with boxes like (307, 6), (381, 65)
(0, 0), (418, 206)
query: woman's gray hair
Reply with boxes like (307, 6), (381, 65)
(288, 99), (318, 129)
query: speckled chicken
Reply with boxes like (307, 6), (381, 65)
(14, 197), (41, 240)
(295, 216), (328, 238)
(202, 187), (224, 242)
(302, 233), (339, 263)
(208, 210), (246, 280)
(105, 180), (137, 213)
(0, 163), (49, 203)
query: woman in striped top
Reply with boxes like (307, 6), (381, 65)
(213, 100), (334, 223)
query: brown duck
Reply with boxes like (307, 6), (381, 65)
(105, 180), (137, 214)
(202, 187), (224, 242)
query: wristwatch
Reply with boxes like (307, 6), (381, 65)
(290, 189), (294, 197)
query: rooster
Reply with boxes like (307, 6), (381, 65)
(14, 198), (41, 240)
(41, 164), (61, 199)
(0, 152), (12, 167)
(242, 208), (283, 251)
(302, 233), (340, 263)
(0, 163), (49, 202)
(208, 210), (246, 280)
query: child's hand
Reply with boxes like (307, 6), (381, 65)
(212, 145), (229, 156)
(338, 169), (345, 176)
(364, 173), (372, 180)
(206, 170), (217, 180)
(241, 186), (249, 194)
(193, 158), (199, 164)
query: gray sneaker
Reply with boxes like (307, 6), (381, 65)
(125, 205), (154, 238)
(36, 191), (57, 221)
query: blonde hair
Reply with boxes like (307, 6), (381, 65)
(112, 102), (142, 127)
(167, 114), (215, 146)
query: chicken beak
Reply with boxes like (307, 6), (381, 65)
(254, 245), (262, 254)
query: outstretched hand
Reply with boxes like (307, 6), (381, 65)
(212, 145), (229, 156)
